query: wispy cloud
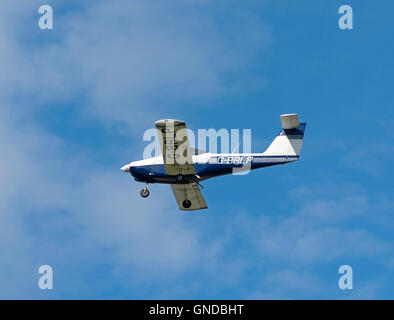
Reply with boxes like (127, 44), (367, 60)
(0, 0), (274, 298)
(1, 0), (393, 299)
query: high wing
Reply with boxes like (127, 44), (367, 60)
(155, 119), (208, 210)
(171, 183), (208, 211)
(155, 119), (196, 176)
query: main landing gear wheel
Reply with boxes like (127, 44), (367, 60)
(182, 200), (192, 208)
(176, 174), (184, 182)
(140, 186), (150, 198)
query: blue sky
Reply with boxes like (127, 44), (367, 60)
(1, 0), (393, 299)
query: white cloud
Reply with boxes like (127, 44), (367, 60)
(0, 0), (275, 297)
(0, 103), (220, 297)
(341, 140), (394, 176)
(249, 269), (326, 299)
(1, 0), (272, 130)
(253, 190), (391, 265)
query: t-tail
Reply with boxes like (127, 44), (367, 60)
(263, 114), (306, 159)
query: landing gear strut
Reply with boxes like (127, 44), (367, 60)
(140, 184), (150, 198)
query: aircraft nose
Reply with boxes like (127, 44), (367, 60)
(120, 164), (130, 172)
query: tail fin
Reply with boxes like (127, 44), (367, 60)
(263, 114), (306, 156)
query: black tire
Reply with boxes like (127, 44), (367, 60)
(182, 200), (191, 208)
(140, 188), (150, 198)
(176, 174), (184, 182)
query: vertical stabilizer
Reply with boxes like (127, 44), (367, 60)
(263, 114), (306, 156)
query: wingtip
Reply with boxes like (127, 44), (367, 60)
(155, 119), (185, 127)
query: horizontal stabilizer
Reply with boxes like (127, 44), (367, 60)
(280, 114), (300, 129)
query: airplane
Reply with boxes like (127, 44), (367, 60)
(121, 114), (306, 211)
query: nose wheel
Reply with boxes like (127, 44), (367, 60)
(140, 185), (150, 198)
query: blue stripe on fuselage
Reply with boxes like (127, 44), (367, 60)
(129, 155), (298, 183)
